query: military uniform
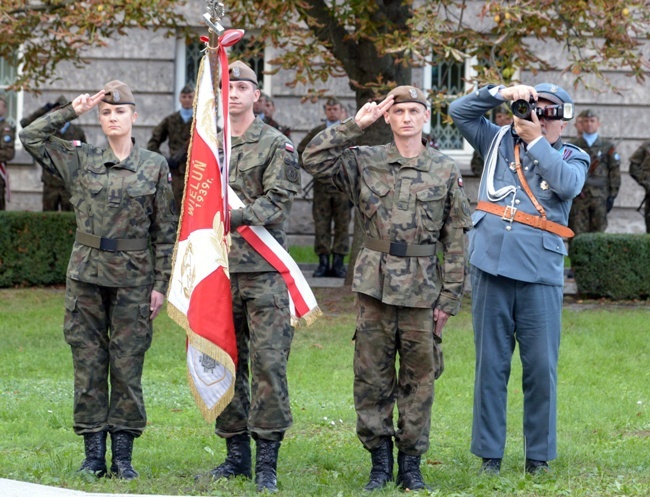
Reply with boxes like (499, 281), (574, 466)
(569, 134), (621, 234)
(298, 122), (352, 274)
(470, 149), (484, 176)
(19, 101), (176, 438)
(302, 115), (471, 456)
(629, 141), (650, 233)
(0, 112), (16, 211)
(450, 83), (589, 470)
(21, 99), (87, 211)
(147, 108), (193, 214)
(215, 117), (300, 442)
(262, 115), (291, 138)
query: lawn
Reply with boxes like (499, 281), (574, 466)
(0, 287), (648, 496)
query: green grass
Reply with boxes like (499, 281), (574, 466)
(1, 288), (649, 496)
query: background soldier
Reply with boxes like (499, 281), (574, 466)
(298, 97), (351, 278)
(303, 87), (471, 492)
(207, 61), (300, 493)
(569, 109), (621, 235)
(0, 93), (16, 210)
(147, 84), (195, 215)
(20, 81), (176, 480)
(262, 95), (291, 138)
(629, 141), (650, 233)
(21, 95), (87, 211)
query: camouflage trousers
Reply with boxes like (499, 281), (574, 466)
(215, 272), (294, 442)
(64, 278), (154, 437)
(353, 293), (443, 455)
(171, 172), (185, 218)
(42, 183), (72, 211)
(569, 192), (608, 235)
(313, 182), (351, 256)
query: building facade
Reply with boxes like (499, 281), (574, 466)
(3, 2), (648, 237)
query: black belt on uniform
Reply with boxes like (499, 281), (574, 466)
(364, 237), (437, 257)
(75, 231), (149, 252)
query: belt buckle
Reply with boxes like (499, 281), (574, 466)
(501, 205), (517, 222)
(99, 237), (118, 252)
(388, 242), (408, 257)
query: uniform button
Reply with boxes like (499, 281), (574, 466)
(556, 246), (560, 250)
(524, 166), (529, 171)
(506, 226), (512, 231)
(533, 160), (539, 165)
(515, 199), (521, 205)
(517, 186), (521, 189)
(475, 91), (480, 96)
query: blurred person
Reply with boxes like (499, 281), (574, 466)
(629, 141), (650, 233)
(147, 84), (195, 215)
(262, 95), (291, 138)
(20, 80), (176, 480)
(568, 109), (621, 235)
(0, 93), (16, 210)
(298, 97), (351, 278)
(21, 95), (87, 211)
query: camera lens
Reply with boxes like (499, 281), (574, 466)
(511, 99), (531, 120)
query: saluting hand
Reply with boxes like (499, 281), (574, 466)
(354, 95), (395, 130)
(72, 90), (106, 117)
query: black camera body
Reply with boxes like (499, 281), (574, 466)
(510, 97), (574, 121)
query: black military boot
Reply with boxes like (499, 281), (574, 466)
(330, 253), (347, 278)
(313, 254), (330, 277)
(78, 431), (107, 477)
(396, 451), (431, 491)
(255, 438), (281, 493)
(209, 433), (252, 480)
(364, 438), (394, 491)
(110, 432), (139, 480)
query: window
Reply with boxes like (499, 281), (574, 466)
(0, 56), (19, 122)
(423, 58), (474, 153)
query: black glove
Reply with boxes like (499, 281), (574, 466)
(606, 196), (615, 213)
(166, 155), (179, 170)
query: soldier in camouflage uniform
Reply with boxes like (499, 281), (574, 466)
(262, 96), (291, 138)
(298, 98), (352, 278)
(303, 86), (472, 492)
(21, 95), (87, 211)
(147, 84), (195, 215)
(19, 81), (176, 481)
(629, 141), (650, 233)
(206, 61), (300, 494)
(0, 93), (16, 210)
(568, 109), (621, 235)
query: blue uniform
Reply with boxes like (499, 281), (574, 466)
(449, 85), (589, 462)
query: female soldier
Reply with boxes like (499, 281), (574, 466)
(20, 81), (177, 479)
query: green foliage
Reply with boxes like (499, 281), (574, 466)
(571, 233), (650, 300)
(0, 212), (75, 288)
(1, 288), (649, 496)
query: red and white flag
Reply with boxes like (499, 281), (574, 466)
(167, 31), (243, 422)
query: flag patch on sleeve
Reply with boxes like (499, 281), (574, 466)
(285, 143), (295, 153)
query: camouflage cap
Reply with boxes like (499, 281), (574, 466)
(387, 86), (428, 108)
(229, 61), (258, 86)
(578, 109), (597, 119)
(324, 97), (341, 107)
(180, 84), (194, 94)
(102, 80), (136, 106)
(535, 83), (573, 106)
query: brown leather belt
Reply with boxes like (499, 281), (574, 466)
(76, 231), (149, 252)
(475, 201), (574, 238)
(365, 237), (437, 257)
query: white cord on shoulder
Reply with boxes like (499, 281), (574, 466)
(482, 125), (518, 202)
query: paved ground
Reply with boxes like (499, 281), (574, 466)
(0, 478), (186, 497)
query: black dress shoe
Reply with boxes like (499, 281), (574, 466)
(480, 458), (501, 475)
(525, 458), (550, 475)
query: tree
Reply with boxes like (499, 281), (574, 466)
(0, 0), (190, 91)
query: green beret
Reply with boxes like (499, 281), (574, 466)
(102, 80), (135, 106)
(229, 61), (258, 86)
(578, 109), (597, 119)
(387, 86), (428, 108)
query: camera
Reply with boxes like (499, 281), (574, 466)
(510, 97), (574, 121)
